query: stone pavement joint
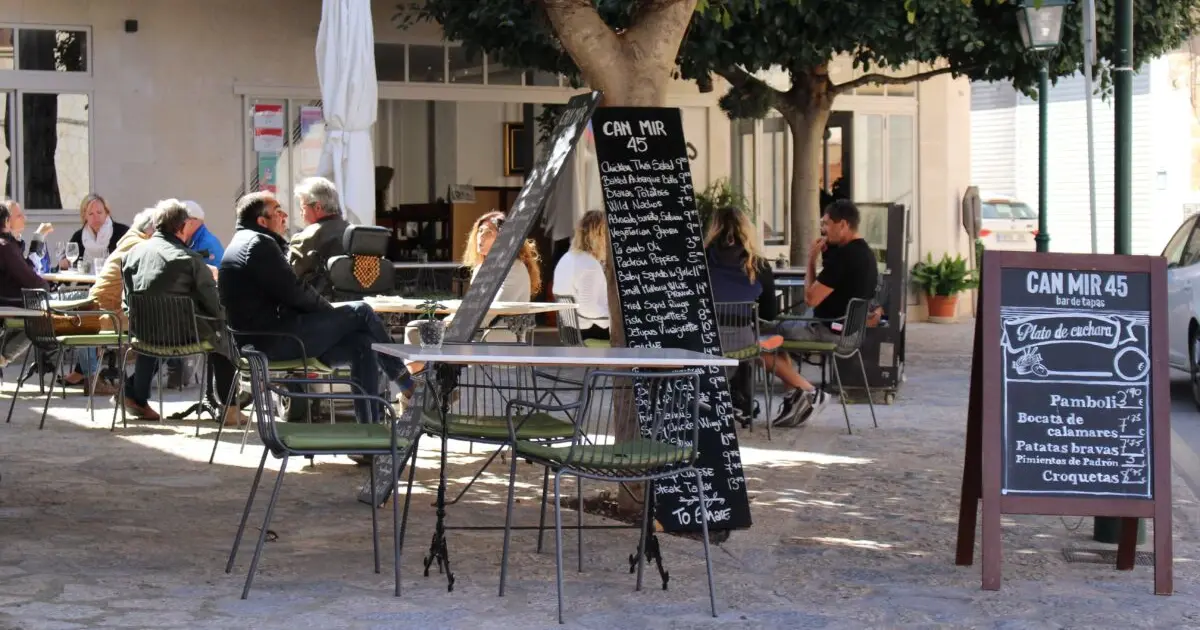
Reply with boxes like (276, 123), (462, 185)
(0, 321), (1198, 629)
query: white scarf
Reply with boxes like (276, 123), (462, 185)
(81, 216), (113, 262)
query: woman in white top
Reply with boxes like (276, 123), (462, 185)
(462, 210), (541, 302)
(552, 210), (609, 341)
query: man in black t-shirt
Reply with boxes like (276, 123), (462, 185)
(770, 200), (878, 427)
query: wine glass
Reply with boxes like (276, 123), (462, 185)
(65, 243), (80, 271)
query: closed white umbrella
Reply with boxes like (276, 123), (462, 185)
(316, 0), (377, 225)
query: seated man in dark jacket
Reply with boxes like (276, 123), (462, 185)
(287, 177), (349, 299)
(121, 199), (241, 425)
(219, 192), (409, 423)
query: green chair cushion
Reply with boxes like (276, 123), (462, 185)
(422, 410), (574, 440)
(275, 422), (406, 451)
(723, 345), (759, 361)
(582, 338), (610, 349)
(238, 357), (333, 374)
(514, 438), (691, 470)
(56, 333), (124, 347)
(780, 340), (837, 353)
(4, 319), (23, 329)
(130, 340), (213, 356)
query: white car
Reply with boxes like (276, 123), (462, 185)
(1164, 214), (1200, 407)
(979, 195), (1038, 252)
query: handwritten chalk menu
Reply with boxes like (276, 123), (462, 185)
(1000, 267), (1152, 498)
(592, 107), (752, 532)
(358, 91), (600, 506)
(955, 251), (1172, 596)
(446, 91), (600, 343)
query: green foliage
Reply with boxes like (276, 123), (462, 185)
(694, 178), (753, 233)
(417, 299), (446, 320)
(911, 253), (979, 297)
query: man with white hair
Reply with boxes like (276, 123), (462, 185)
(2, 199), (54, 272)
(288, 176), (349, 298)
(183, 200), (224, 267)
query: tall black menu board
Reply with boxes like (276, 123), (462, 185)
(1000, 267), (1152, 498)
(592, 107), (752, 532)
(358, 91), (601, 506)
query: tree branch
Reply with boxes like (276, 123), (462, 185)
(538, 0), (625, 85)
(832, 65), (962, 95)
(624, 0), (698, 67)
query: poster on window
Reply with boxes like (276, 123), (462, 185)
(257, 154), (278, 194)
(300, 106), (323, 139)
(252, 104), (285, 130)
(254, 128), (284, 153)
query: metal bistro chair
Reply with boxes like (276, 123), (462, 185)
(777, 297), (878, 434)
(715, 301), (771, 439)
(553, 295), (610, 349)
(207, 328), (337, 464)
(498, 368), (717, 624)
(225, 347), (422, 599)
(123, 294), (232, 431)
(4, 289), (125, 429)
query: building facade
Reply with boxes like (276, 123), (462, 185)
(1, 0), (973, 314)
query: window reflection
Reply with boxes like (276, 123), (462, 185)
(17, 29), (87, 72)
(22, 93), (89, 210)
(448, 46), (483, 84)
(407, 45), (444, 83)
(0, 29), (13, 70)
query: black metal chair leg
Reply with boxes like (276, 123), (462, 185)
(634, 481), (653, 592)
(576, 477), (584, 573)
(395, 439), (418, 597)
(6, 349), (31, 424)
(552, 471), (567, 625)
(858, 353), (878, 427)
(370, 457), (381, 574)
(535, 467), (550, 553)
(443, 444), (505, 506)
(209, 365), (241, 464)
(499, 441), (520, 596)
(242, 455), (289, 599)
(831, 357), (852, 435)
(39, 351), (64, 430)
(694, 469), (718, 617)
(227, 447), (270, 573)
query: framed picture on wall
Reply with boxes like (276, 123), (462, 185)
(503, 122), (529, 176)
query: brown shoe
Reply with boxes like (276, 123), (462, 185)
(121, 397), (160, 421)
(222, 407), (247, 427)
(87, 380), (118, 397)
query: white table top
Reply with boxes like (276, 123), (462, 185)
(392, 262), (463, 270)
(772, 267), (807, 277)
(775, 277), (806, 287)
(41, 272), (98, 284)
(353, 297), (576, 316)
(0, 307), (44, 318)
(372, 343), (737, 368)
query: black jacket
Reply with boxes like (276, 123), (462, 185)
(0, 233), (48, 304)
(219, 220), (331, 352)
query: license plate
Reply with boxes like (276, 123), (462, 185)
(997, 232), (1026, 242)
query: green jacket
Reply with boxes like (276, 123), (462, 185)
(287, 214), (349, 298)
(121, 231), (230, 358)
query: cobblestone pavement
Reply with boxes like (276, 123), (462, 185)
(0, 322), (1198, 629)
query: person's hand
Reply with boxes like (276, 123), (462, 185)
(808, 237), (826, 263)
(35, 223), (53, 237)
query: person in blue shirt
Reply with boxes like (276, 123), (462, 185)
(183, 200), (224, 268)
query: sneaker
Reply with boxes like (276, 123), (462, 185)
(771, 390), (811, 428)
(805, 389), (832, 423)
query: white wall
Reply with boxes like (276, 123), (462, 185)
(454, 102), (525, 189)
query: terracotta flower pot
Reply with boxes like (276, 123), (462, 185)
(926, 294), (959, 321)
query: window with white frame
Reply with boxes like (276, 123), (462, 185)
(0, 25), (92, 211)
(374, 42), (567, 87)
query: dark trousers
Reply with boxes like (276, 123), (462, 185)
(125, 352), (236, 407)
(269, 302), (404, 423)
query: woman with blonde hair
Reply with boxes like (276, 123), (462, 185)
(705, 205), (828, 428)
(553, 209), (609, 341)
(64, 193), (130, 270)
(463, 210), (541, 301)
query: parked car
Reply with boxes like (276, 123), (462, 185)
(1163, 213), (1200, 407)
(979, 195), (1038, 252)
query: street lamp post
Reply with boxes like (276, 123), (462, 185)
(1016, 0), (1070, 253)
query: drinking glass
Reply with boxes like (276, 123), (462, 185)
(92, 258), (105, 275)
(65, 243), (80, 271)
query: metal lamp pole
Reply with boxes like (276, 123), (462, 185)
(1036, 60), (1050, 253)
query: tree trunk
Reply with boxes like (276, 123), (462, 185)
(539, 0), (697, 512)
(780, 71), (834, 265)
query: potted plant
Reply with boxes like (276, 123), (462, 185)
(414, 300), (447, 347)
(911, 253), (979, 321)
(695, 178), (754, 233)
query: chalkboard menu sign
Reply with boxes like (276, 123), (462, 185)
(955, 250), (1172, 596)
(592, 107), (752, 532)
(1000, 267), (1152, 498)
(358, 91), (601, 506)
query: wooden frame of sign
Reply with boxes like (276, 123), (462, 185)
(955, 250), (1172, 595)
